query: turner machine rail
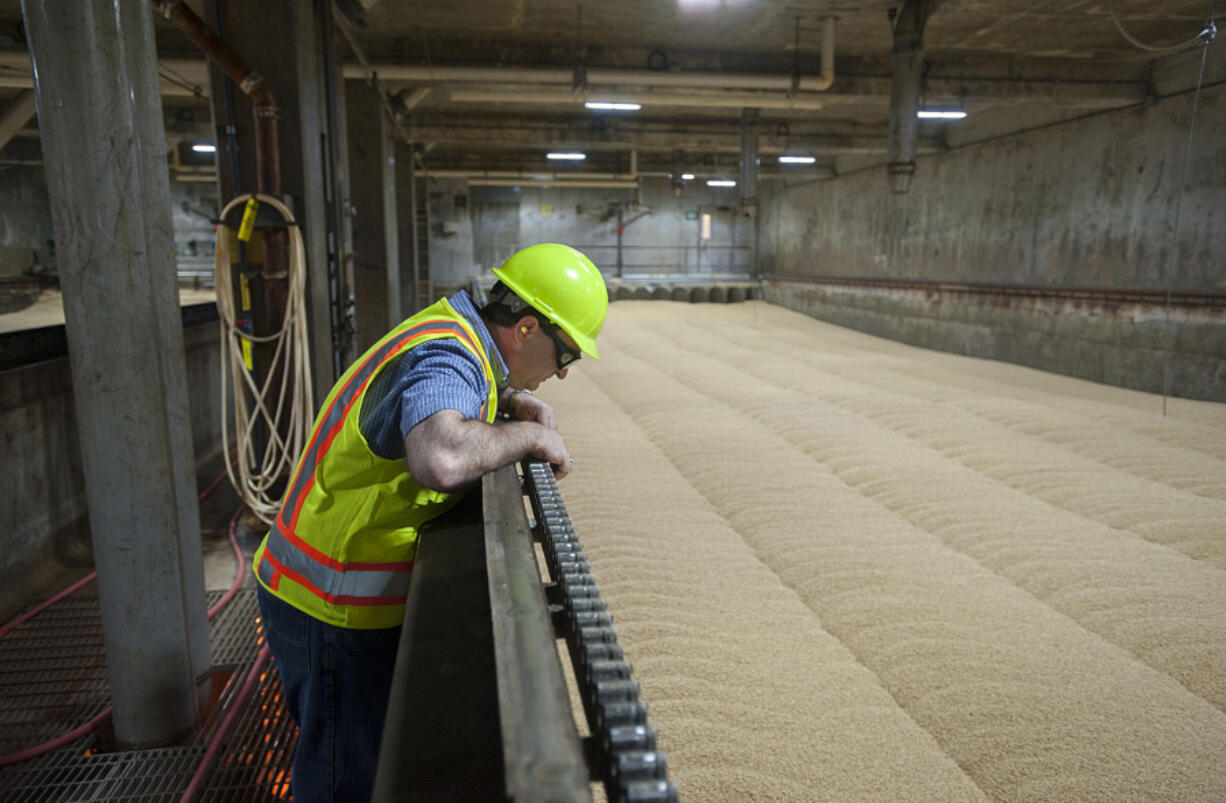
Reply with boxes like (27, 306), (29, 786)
(372, 461), (679, 802)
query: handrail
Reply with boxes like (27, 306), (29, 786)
(484, 464), (591, 801)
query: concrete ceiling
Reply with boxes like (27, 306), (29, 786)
(0, 0), (1219, 177)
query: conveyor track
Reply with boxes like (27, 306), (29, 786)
(523, 461), (679, 803)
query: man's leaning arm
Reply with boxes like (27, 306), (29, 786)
(405, 409), (572, 492)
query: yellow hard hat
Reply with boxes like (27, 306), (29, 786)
(492, 243), (608, 359)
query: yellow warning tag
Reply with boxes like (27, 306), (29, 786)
(239, 275), (253, 370)
(237, 198), (259, 242)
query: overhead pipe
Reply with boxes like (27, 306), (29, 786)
(424, 169), (637, 181)
(155, 0), (294, 477)
(886, 0), (943, 193)
(468, 179), (639, 189)
(2, 21), (839, 101)
(156, 1), (280, 199)
(445, 87), (825, 111)
(338, 18), (836, 93)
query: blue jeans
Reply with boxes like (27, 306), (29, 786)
(258, 585), (402, 803)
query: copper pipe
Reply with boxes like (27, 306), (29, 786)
(156, 0), (280, 197)
(156, 0), (290, 445)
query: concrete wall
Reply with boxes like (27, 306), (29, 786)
(759, 58), (1226, 402)
(761, 85), (1225, 290)
(0, 317), (224, 620)
(0, 165), (53, 283)
(425, 178), (475, 295)
(425, 177), (755, 297)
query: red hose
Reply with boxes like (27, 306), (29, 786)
(178, 645), (272, 803)
(207, 506), (247, 620)
(0, 572), (98, 640)
(0, 709), (113, 768)
(0, 465), (247, 767)
(0, 463), (234, 637)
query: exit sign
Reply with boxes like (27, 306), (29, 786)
(684, 210), (699, 220)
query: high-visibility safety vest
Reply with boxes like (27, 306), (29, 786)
(253, 298), (499, 629)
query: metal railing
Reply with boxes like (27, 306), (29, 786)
(373, 462), (677, 802)
(477, 243), (751, 276)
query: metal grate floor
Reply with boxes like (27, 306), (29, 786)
(0, 589), (296, 801)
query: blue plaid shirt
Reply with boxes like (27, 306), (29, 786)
(358, 291), (509, 460)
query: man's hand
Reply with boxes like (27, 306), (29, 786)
(511, 391), (557, 430)
(533, 425), (573, 480)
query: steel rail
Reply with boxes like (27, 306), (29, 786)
(373, 462), (678, 801)
(522, 461), (679, 803)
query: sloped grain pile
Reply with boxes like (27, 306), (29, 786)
(543, 300), (1226, 802)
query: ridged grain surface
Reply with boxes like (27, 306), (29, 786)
(544, 301), (1226, 802)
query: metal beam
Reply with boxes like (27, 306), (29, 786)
(403, 122), (944, 156)
(0, 90), (37, 151)
(0, 51), (1148, 109)
(21, 0), (209, 748)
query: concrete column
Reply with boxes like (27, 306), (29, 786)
(740, 109), (760, 276)
(346, 81), (399, 351)
(886, 0), (942, 193)
(382, 111), (402, 325)
(204, 0), (338, 401)
(739, 108), (759, 205)
(397, 138), (421, 314)
(22, 0), (208, 748)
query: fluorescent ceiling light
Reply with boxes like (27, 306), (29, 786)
(778, 155), (816, 164)
(546, 151), (587, 160)
(585, 101), (642, 111)
(191, 143), (216, 153)
(681, 173), (695, 180)
(706, 179), (737, 188)
(917, 109), (967, 120)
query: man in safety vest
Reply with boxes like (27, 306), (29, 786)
(253, 243), (608, 801)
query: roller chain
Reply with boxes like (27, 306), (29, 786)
(523, 461), (679, 803)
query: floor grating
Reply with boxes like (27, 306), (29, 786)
(0, 589), (296, 801)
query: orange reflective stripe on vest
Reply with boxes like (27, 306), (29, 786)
(279, 318), (488, 537)
(257, 525), (412, 606)
(258, 313), (492, 615)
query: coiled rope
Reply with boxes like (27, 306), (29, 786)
(214, 193), (314, 523)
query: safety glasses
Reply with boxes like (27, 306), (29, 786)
(537, 316), (582, 371)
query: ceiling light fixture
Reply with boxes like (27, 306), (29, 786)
(585, 101), (642, 111)
(778, 155), (817, 164)
(706, 179), (737, 188)
(681, 173), (695, 180)
(191, 143), (217, 153)
(546, 151), (587, 160)
(917, 109), (967, 120)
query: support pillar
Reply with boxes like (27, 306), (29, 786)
(740, 108), (760, 276)
(886, 0), (943, 193)
(739, 108), (759, 206)
(22, 0), (209, 748)
(204, 0), (340, 402)
(347, 81), (400, 351)
(397, 137), (421, 314)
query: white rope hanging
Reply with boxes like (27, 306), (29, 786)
(214, 193), (315, 524)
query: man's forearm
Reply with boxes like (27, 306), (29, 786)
(405, 410), (568, 492)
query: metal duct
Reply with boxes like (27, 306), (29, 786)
(444, 87), (826, 111)
(886, 0), (943, 194)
